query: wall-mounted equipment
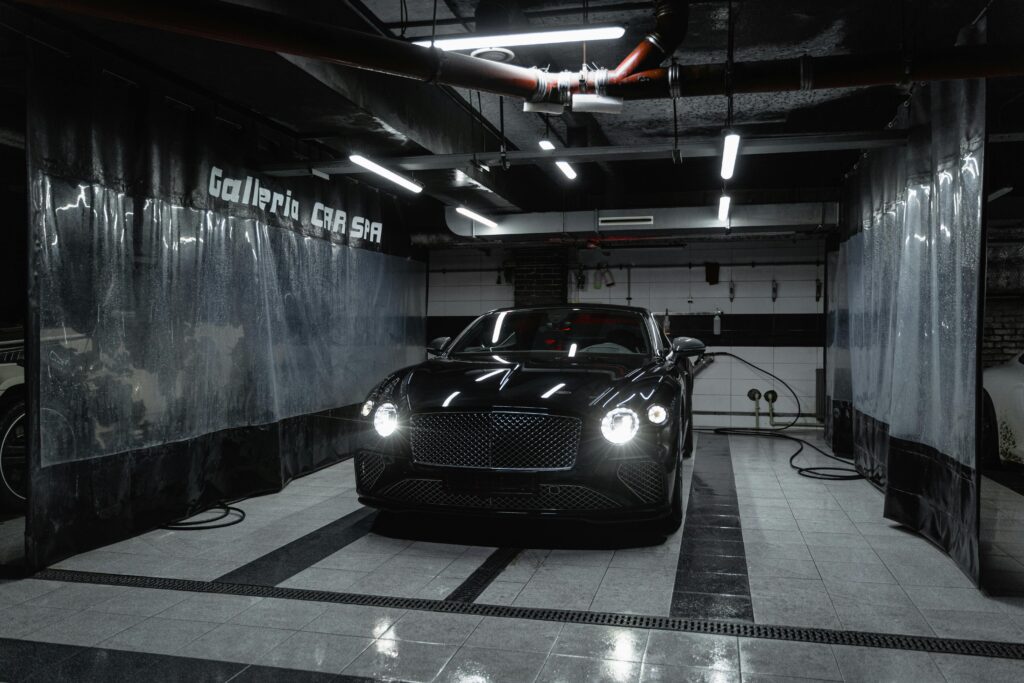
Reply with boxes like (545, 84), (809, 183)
(816, 278), (823, 302)
(771, 279), (778, 302)
(705, 262), (720, 285)
(713, 309), (723, 336)
(729, 281), (735, 302)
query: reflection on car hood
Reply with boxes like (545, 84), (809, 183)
(404, 352), (666, 414)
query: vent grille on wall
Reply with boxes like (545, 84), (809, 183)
(598, 216), (654, 227)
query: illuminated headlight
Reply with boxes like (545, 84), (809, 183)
(647, 404), (668, 425)
(360, 400), (374, 417)
(373, 402), (399, 437)
(601, 408), (639, 444)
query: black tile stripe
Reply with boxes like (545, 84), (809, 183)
(671, 433), (754, 621)
(214, 508), (377, 587)
(445, 547), (522, 603)
(0, 637), (378, 682)
(31, 568), (1024, 660)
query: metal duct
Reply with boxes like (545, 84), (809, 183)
(444, 202), (838, 238)
(18, 0), (1024, 104)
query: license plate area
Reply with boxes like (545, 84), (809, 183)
(444, 472), (539, 496)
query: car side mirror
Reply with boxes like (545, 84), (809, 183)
(671, 336), (705, 358)
(426, 336), (451, 356)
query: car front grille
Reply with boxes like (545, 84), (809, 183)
(377, 478), (618, 511)
(410, 411), (581, 470)
(617, 459), (666, 503)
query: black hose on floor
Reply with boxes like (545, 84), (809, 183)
(695, 352), (864, 482)
(161, 502), (246, 530)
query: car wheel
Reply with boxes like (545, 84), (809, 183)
(0, 396), (28, 511)
(981, 391), (1001, 471)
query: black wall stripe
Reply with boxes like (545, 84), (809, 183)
(427, 314), (825, 347)
(671, 433), (754, 621)
(214, 507), (377, 586)
(445, 547), (522, 603)
(33, 569), (1024, 660)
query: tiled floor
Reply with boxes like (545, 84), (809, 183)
(2, 430), (1024, 680)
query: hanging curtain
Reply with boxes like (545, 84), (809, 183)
(827, 73), (985, 581)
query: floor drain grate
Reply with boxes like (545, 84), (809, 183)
(33, 568), (1024, 660)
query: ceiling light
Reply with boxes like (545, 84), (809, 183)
(349, 155), (422, 193)
(456, 206), (498, 228)
(538, 140), (555, 151)
(555, 161), (577, 180)
(413, 25), (625, 51)
(719, 195), (731, 222)
(720, 132), (740, 180)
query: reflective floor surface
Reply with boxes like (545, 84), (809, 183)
(1, 431), (1023, 681)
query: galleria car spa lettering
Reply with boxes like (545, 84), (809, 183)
(207, 166), (383, 243)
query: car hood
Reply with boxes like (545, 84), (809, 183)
(402, 352), (665, 414)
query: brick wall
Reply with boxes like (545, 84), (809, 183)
(983, 297), (1024, 368)
(513, 247), (568, 306)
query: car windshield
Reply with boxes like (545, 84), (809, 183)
(449, 308), (651, 357)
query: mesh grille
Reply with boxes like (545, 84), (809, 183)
(379, 478), (618, 511)
(617, 460), (666, 503)
(410, 412), (581, 470)
(356, 453), (385, 490)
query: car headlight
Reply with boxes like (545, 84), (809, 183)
(647, 404), (668, 425)
(373, 402), (399, 437)
(360, 400), (374, 417)
(601, 408), (639, 444)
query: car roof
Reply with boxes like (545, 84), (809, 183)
(485, 303), (651, 315)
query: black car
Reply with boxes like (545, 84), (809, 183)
(354, 305), (705, 532)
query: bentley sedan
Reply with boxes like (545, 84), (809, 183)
(354, 305), (704, 531)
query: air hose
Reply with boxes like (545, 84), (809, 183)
(695, 352), (863, 482)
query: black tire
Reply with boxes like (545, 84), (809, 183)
(981, 391), (1001, 471)
(0, 396), (27, 511)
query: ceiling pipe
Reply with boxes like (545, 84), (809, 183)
(610, 0), (689, 81)
(19, 0), (1024, 104)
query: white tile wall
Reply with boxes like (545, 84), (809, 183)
(428, 249), (514, 317)
(692, 345), (823, 428)
(428, 242), (826, 428)
(570, 243), (825, 316)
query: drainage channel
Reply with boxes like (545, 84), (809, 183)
(34, 568), (1024, 661)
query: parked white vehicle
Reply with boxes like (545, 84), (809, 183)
(0, 338), (25, 509)
(983, 352), (1024, 467)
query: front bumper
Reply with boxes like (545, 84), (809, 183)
(354, 426), (679, 521)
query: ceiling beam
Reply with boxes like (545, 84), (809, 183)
(263, 130), (906, 177)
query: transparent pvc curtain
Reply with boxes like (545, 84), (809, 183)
(824, 249), (852, 458)
(35, 175), (424, 466)
(831, 75), (984, 580)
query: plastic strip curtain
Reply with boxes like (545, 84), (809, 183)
(35, 176), (424, 466)
(827, 73), (984, 579)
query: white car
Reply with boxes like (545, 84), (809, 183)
(0, 339), (25, 510)
(983, 352), (1024, 467)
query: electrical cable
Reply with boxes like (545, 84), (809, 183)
(695, 351), (864, 482)
(161, 502), (246, 531)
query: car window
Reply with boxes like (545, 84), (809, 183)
(449, 308), (651, 356)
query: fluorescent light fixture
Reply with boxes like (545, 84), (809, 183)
(456, 206), (498, 228)
(538, 140), (555, 151)
(442, 391), (460, 407)
(568, 343), (578, 358)
(555, 161), (577, 180)
(541, 383), (566, 399)
(719, 194), (732, 222)
(476, 369), (505, 382)
(492, 311), (509, 344)
(349, 155), (422, 193)
(413, 25), (625, 51)
(720, 132), (740, 180)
